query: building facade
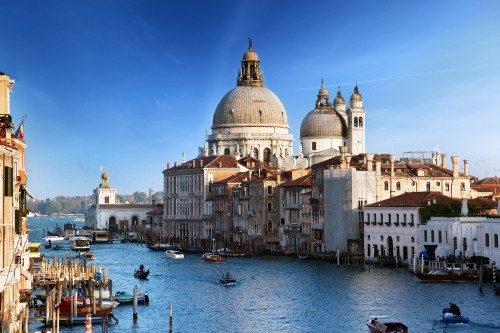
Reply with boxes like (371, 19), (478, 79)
(0, 72), (31, 332)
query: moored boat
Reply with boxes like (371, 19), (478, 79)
(165, 250), (184, 259)
(43, 235), (65, 242)
(366, 316), (408, 333)
(442, 303), (469, 324)
(414, 268), (479, 282)
(202, 253), (225, 263)
(114, 291), (150, 304)
(54, 297), (118, 318)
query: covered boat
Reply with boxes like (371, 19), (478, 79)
(366, 316), (408, 333)
(414, 268), (479, 282)
(55, 297), (118, 318)
(70, 236), (91, 251)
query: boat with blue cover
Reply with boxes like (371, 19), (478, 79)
(442, 303), (469, 324)
(114, 290), (149, 304)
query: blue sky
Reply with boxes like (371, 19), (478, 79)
(2, 1), (499, 200)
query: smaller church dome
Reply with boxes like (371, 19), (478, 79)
(334, 90), (345, 105)
(243, 38), (259, 61)
(350, 86), (363, 102)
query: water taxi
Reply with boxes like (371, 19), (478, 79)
(70, 236), (91, 251)
(165, 250), (184, 259)
(28, 243), (41, 258)
(366, 316), (408, 333)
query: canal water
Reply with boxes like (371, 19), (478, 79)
(28, 216), (500, 333)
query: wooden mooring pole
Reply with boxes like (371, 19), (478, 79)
(169, 304), (173, 333)
(133, 285), (138, 320)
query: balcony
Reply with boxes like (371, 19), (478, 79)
(286, 203), (301, 210)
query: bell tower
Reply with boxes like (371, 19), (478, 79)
(347, 85), (366, 155)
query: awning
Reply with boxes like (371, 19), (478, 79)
(21, 185), (35, 199)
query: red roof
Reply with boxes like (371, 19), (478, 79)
(365, 191), (457, 208)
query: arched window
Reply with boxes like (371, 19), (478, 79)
(354, 117), (358, 127)
(445, 183), (450, 191)
(267, 220), (273, 232)
(485, 233), (490, 247)
(208, 180), (213, 193)
(463, 238), (467, 251)
(253, 148), (259, 160)
(431, 230), (435, 243)
(461, 182), (466, 191)
(396, 182), (401, 191)
(109, 216), (117, 231)
(438, 231), (442, 243)
(263, 148), (271, 163)
(426, 182), (431, 191)
(132, 216), (139, 226)
(424, 230), (428, 242)
(267, 202), (272, 211)
(359, 117), (363, 127)
(495, 234), (499, 248)
(224, 148), (230, 155)
(384, 181), (389, 191)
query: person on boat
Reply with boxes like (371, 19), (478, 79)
(449, 302), (461, 316)
(139, 264), (145, 272)
(48, 239), (52, 247)
(225, 272), (231, 278)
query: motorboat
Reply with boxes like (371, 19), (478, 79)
(114, 291), (149, 304)
(165, 250), (184, 259)
(70, 236), (91, 251)
(53, 244), (63, 250)
(220, 273), (236, 286)
(147, 243), (181, 252)
(43, 235), (65, 242)
(134, 265), (150, 279)
(366, 316), (408, 333)
(202, 253), (225, 263)
(442, 306), (469, 324)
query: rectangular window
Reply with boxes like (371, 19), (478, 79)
(267, 186), (272, 195)
(105, 196), (109, 204)
(367, 244), (371, 257)
(380, 213), (383, 223)
(312, 142), (317, 151)
(403, 246), (408, 260)
(4, 166), (13, 197)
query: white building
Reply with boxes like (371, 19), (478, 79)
(85, 172), (154, 231)
(363, 192), (458, 264)
(419, 215), (500, 264)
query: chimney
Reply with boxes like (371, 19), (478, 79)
(174, 162), (178, 167)
(192, 160), (196, 168)
(366, 154), (374, 172)
(451, 156), (459, 178)
(200, 159), (204, 167)
(461, 198), (468, 216)
(219, 162), (222, 168)
(339, 146), (347, 168)
(389, 155), (396, 177)
(463, 159), (469, 176)
(432, 152), (436, 165)
(435, 151), (440, 166)
(375, 156), (381, 176)
(167, 163), (171, 169)
(441, 153), (447, 169)
(345, 155), (352, 167)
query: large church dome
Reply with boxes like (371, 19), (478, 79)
(300, 80), (347, 139)
(212, 86), (288, 129)
(206, 39), (293, 163)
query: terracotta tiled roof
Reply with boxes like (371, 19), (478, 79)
(365, 191), (457, 208)
(475, 177), (500, 185)
(280, 174), (312, 187)
(215, 172), (250, 184)
(468, 197), (498, 209)
(165, 155), (241, 171)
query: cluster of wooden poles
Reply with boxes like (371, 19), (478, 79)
(31, 256), (114, 332)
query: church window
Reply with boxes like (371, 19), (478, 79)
(463, 237), (467, 251)
(384, 181), (389, 191)
(267, 220), (273, 232)
(445, 183), (450, 191)
(312, 142), (316, 151)
(495, 234), (499, 248)
(267, 202), (272, 211)
(359, 117), (363, 127)
(439, 231), (442, 243)
(105, 196), (109, 204)
(354, 117), (358, 127)
(461, 182), (466, 191)
(224, 148), (230, 155)
(424, 230), (428, 242)
(267, 186), (272, 195)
